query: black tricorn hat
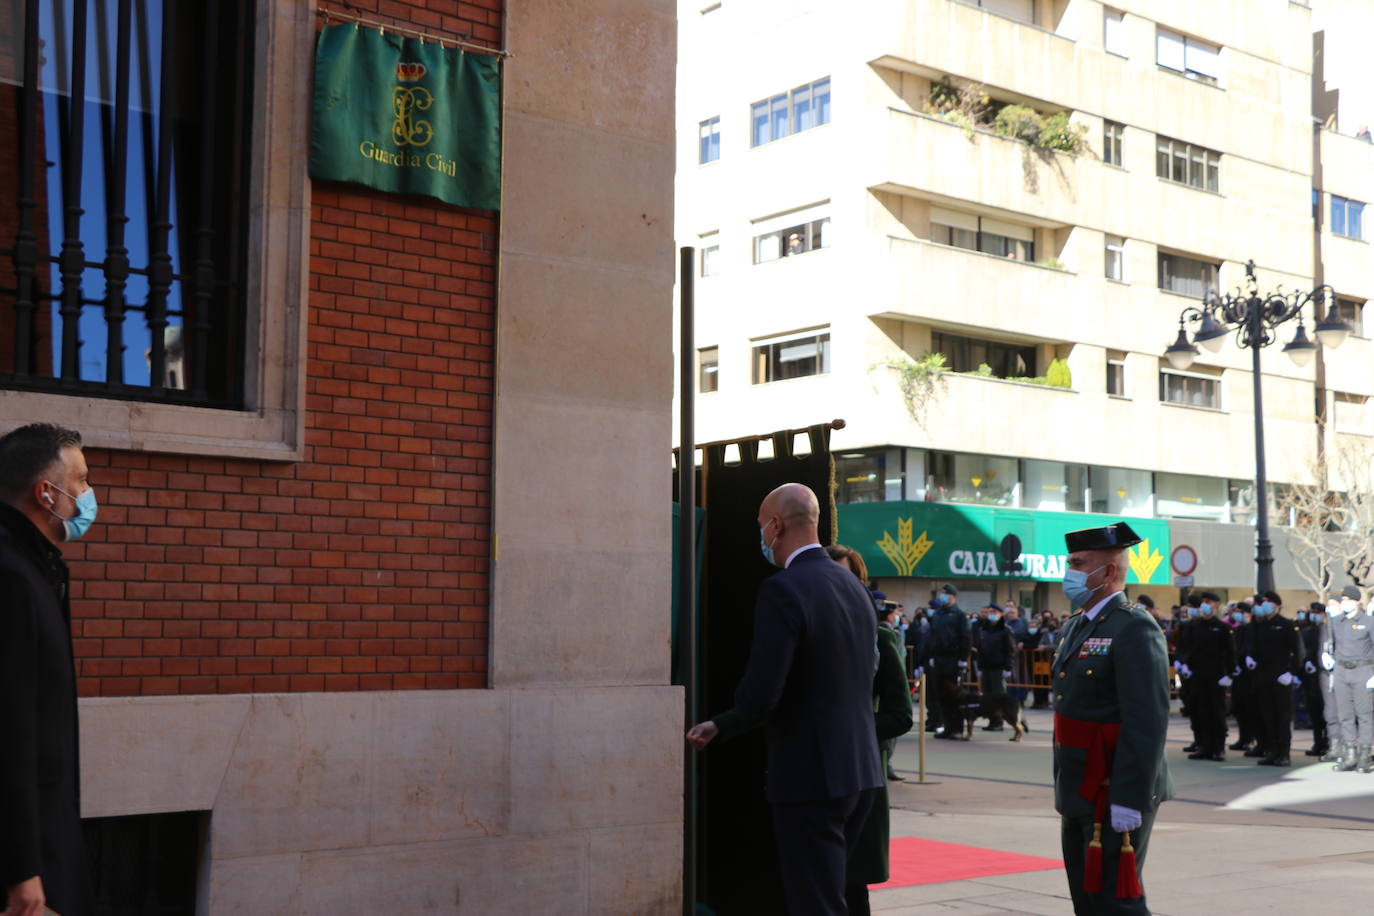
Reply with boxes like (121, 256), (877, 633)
(1064, 521), (1143, 552)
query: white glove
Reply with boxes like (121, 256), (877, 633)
(1322, 651), (1335, 671)
(1245, 655), (1257, 670)
(1293, 676), (1303, 687)
(1305, 661), (1317, 674)
(1180, 663), (1193, 678)
(958, 660), (968, 669)
(928, 658), (935, 669)
(1366, 673), (1374, 689)
(1218, 676), (1233, 687)
(1002, 669), (1012, 680)
(1232, 666), (1242, 677)
(914, 667), (924, 678)
(1109, 804), (1142, 833)
(1277, 672), (1295, 686)
(1173, 660), (1183, 672)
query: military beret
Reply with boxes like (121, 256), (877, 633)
(1064, 521), (1142, 552)
(1135, 593), (1155, 609)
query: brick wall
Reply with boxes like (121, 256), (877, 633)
(63, 0), (502, 697)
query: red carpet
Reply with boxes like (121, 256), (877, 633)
(870, 837), (1063, 890)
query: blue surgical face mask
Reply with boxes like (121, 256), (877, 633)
(939, 593), (952, 606)
(1297, 611), (1308, 622)
(46, 482), (98, 541)
(988, 613), (1002, 622)
(1187, 606), (1201, 618)
(1231, 611), (1245, 623)
(1061, 565), (1105, 608)
(1255, 601), (1276, 617)
(759, 520), (777, 566)
(1027, 627), (1039, 635)
(1200, 603), (1214, 617)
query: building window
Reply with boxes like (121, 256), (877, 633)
(1106, 350), (1127, 396)
(931, 331), (1036, 379)
(701, 244), (720, 277)
(1155, 472), (1228, 520)
(1335, 392), (1370, 434)
(927, 451), (1020, 506)
(1156, 27), (1221, 85)
(1, 0), (256, 406)
(1105, 235), (1125, 280)
(698, 117), (720, 163)
(752, 329), (830, 383)
(754, 218), (828, 263)
(1103, 120), (1124, 166)
(1088, 465), (1152, 516)
(969, 0), (1034, 24)
(835, 448), (905, 504)
(1024, 459), (1087, 512)
(1155, 136), (1219, 191)
(929, 207), (1035, 262)
(698, 346), (719, 393)
(1333, 297), (1365, 337)
(1158, 252), (1218, 299)
(1332, 195), (1366, 240)
(1160, 369), (1220, 409)
(750, 77), (830, 147)
(1103, 8), (1126, 56)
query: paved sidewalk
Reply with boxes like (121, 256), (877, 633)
(870, 708), (1374, 914)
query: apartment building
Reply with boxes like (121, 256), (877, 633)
(677, 0), (1374, 612)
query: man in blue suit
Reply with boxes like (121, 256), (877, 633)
(687, 483), (883, 915)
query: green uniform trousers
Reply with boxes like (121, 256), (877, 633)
(1060, 809), (1156, 916)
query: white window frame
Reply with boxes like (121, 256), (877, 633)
(1159, 368), (1222, 410)
(1334, 392), (1370, 434)
(1332, 195), (1366, 240)
(749, 77), (830, 148)
(1106, 351), (1127, 397)
(0, 0), (311, 461)
(698, 116), (720, 164)
(1103, 8), (1126, 56)
(697, 346), (719, 393)
(751, 202), (830, 264)
(1105, 235), (1125, 281)
(1157, 27), (1222, 85)
(751, 328), (831, 384)
(1334, 297), (1365, 337)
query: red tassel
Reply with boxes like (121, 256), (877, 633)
(1083, 822), (1104, 893)
(1116, 831), (1143, 898)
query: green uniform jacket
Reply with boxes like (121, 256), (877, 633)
(848, 625), (914, 886)
(1051, 592), (1174, 818)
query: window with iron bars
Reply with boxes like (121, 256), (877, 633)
(1, 0), (256, 407)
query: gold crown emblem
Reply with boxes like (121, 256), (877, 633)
(396, 62), (427, 82)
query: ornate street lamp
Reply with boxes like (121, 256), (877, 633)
(1163, 260), (1351, 593)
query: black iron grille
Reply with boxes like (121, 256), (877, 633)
(1, 0), (255, 407)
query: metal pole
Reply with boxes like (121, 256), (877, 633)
(1249, 299), (1276, 594)
(917, 672), (927, 783)
(678, 246), (698, 916)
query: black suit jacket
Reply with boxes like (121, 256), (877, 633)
(0, 504), (90, 914)
(713, 546), (884, 803)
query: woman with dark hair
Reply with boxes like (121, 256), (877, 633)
(828, 544), (913, 915)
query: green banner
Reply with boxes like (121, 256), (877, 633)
(311, 24), (501, 209)
(837, 502), (1171, 585)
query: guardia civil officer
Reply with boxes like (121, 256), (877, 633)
(1228, 602), (1262, 755)
(1317, 599), (1346, 761)
(1178, 592), (1235, 761)
(927, 584), (971, 740)
(1052, 523), (1172, 915)
(1326, 595), (1374, 773)
(1173, 595), (1202, 753)
(1245, 591), (1302, 767)
(1298, 602), (1329, 758)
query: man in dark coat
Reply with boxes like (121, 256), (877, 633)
(687, 483), (883, 916)
(1298, 602), (1329, 757)
(975, 606), (1016, 731)
(927, 584), (971, 740)
(1, 423), (97, 916)
(1246, 590), (1303, 766)
(1178, 592), (1236, 761)
(1052, 523), (1172, 915)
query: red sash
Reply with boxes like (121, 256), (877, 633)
(1053, 714), (1142, 898)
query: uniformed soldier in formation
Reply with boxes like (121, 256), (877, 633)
(1052, 523), (1172, 915)
(1227, 602), (1262, 755)
(927, 584), (971, 740)
(1244, 591), (1303, 767)
(1173, 595), (1202, 753)
(1177, 592), (1236, 761)
(1317, 599), (1347, 761)
(1297, 602), (1329, 758)
(1326, 595), (1374, 773)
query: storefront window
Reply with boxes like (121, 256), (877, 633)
(1155, 472), (1228, 520)
(929, 452), (1019, 506)
(1024, 460), (1068, 511)
(835, 449), (904, 504)
(1088, 466), (1152, 516)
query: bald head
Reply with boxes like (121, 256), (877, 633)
(758, 483), (822, 567)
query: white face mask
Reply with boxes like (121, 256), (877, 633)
(1342, 598), (1360, 617)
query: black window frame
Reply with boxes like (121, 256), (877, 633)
(931, 330), (1037, 379)
(1, 0), (258, 408)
